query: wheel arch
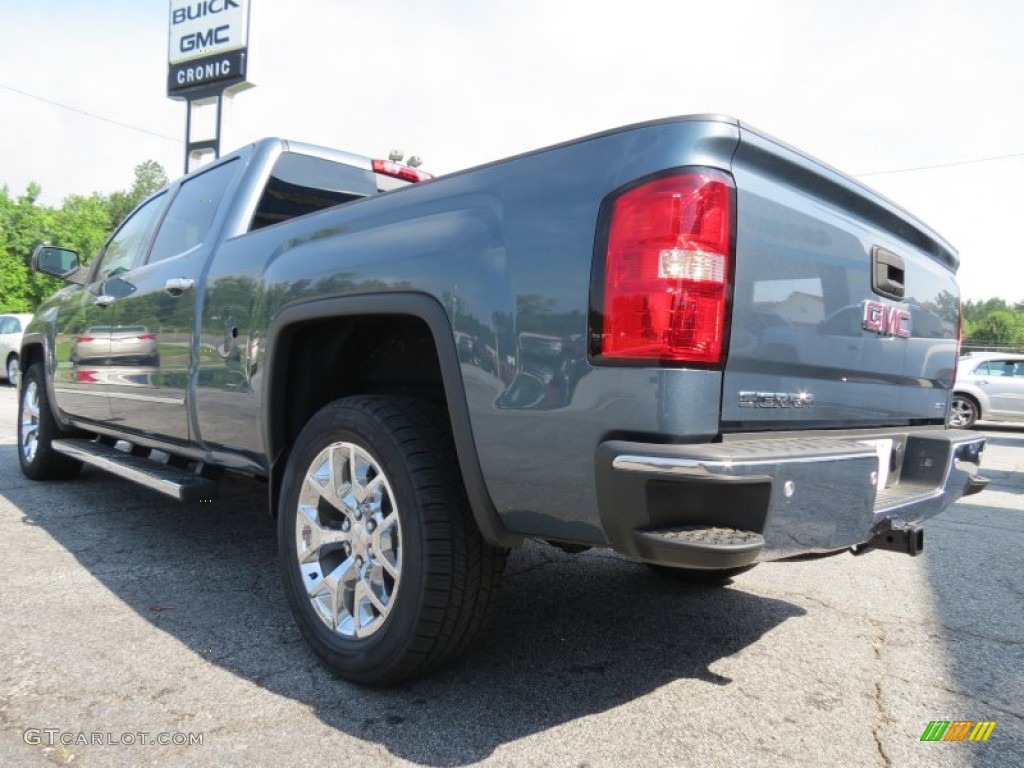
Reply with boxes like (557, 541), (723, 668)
(262, 291), (519, 547)
(19, 336), (45, 373)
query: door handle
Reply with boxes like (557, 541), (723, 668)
(164, 278), (195, 296)
(871, 246), (905, 300)
(94, 295), (116, 308)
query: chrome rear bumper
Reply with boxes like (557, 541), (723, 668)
(596, 429), (987, 564)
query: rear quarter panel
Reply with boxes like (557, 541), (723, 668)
(197, 118), (741, 543)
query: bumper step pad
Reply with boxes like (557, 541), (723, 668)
(633, 526), (764, 570)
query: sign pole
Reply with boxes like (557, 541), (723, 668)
(184, 94), (192, 173)
(183, 91), (225, 173)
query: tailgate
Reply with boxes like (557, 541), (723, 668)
(722, 125), (959, 430)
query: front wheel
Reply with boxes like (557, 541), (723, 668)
(18, 363), (82, 480)
(6, 354), (19, 385)
(949, 395), (979, 429)
(278, 395), (507, 686)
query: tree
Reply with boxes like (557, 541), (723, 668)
(0, 184), (55, 312)
(106, 160), (168, 226)
(968, 310), (1022, 345)
(962, 298), (1009, 327)
(53, 193), (113, 264)
(0, 159), (168, 312)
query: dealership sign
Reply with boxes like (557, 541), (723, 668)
(167, 0), (251, 97)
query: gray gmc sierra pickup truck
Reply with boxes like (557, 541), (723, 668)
(18, 115), (988, 684)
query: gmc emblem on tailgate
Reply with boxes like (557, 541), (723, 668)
(863, 300), (911, 338)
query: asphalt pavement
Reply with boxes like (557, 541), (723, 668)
(0, 384), (1021, 767)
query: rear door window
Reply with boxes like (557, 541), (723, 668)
(148, 159), (239, 263)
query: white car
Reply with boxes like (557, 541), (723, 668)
(0, 313), (33, 385)
(950, 352), (1024, 428)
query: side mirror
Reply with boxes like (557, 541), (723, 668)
(31, 245), (82, 283)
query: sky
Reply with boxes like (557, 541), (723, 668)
(1, 0), (1022, 302)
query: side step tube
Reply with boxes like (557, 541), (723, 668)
(52, 438), (218, 502)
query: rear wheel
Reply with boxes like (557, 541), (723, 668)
(278, 395), (506, 686)
(5, 354), (19, 385)
(18, 363), (82, 480)
(949, 395), (978, 429)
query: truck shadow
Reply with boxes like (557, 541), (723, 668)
(1, 446), (804, 766)
(923, 442), (1024, 765)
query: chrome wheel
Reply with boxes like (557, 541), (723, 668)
(279, 396), (506, 684)
(6, 355), (18, 386)
(16, 362), (82, 480)
(20, 379), (40, 463)
(949, 396), (977, 428)
(295, 441), (401, 639)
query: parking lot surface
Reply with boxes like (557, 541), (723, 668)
(0, 385), (1021, 767)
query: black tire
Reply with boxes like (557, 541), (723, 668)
(949, 394), (979, 429)
(17, 363), (82, 480)
(278, 395), (507, 686)
(646, 563), (757, 583)
(5, 354), (19, 385)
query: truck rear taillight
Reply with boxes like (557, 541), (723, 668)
(592, 169), (734, 365)
(372, 158), (434, 183)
